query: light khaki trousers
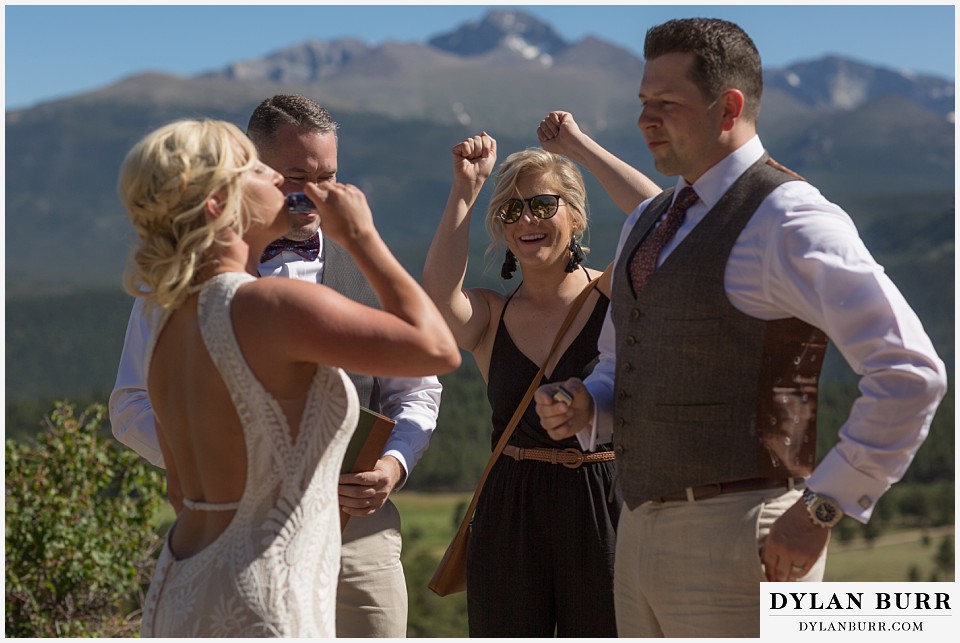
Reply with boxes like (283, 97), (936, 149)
(614, 487), (827, 637)
(337, 499), (408, 637)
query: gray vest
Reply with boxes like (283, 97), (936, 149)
(611, 156), (827, 509)
(322, 238), (382, 412)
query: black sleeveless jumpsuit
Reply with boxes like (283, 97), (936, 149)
(466, 289), (621, 637)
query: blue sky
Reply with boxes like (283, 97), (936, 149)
(3, 2), (956, 111)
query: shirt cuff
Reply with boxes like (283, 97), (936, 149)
(806, 448), (892, 524)
(381, 448), (411, 489)
(581, 379), (614, 450)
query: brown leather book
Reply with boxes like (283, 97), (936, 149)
(340, 406), (396, 532)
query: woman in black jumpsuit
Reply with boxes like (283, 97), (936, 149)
(423, 128), (659, 636)
(470, 278), (619, 636)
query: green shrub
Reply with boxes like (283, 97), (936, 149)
(5, 401), (165, 637)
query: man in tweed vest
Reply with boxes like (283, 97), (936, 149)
(535, 17), (946, 637)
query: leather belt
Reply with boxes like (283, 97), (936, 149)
(501, 444), (615, 469)
(652, 477), (804, 503)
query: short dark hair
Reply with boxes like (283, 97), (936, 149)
(644, 18), (763, 122)
(246, 94), (339, 151)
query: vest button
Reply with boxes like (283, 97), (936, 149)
(622, 362), (632, 372)
(630, 309), (641, 320)
(626, 335), (636, 345)
(616, 417), (625, 428)
(617, 389), (628, 400)
(615, 444), (625, 454)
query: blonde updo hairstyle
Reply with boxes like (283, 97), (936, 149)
(119, 119), (259, 310)
(484, 147), (590, 258)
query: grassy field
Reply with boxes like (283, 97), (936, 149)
(824, 526), (955, 582)
(395, 491), (472, 552)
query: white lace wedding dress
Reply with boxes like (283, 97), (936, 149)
(140, 272), (357, 637)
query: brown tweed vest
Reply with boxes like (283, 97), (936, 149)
(611, 155), (828, 509)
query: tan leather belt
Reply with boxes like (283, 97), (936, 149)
(652, 477), (804, 503)
(501, 444), (615, 469)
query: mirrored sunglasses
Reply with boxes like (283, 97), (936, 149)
(496, 194), (562, 224)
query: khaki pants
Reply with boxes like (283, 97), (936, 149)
(614, 487), (827, 637)
(337, 499), (408, 637)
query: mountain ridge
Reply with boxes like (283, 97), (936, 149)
(185, 9), (954, 119)
(5, 8), (954, 299)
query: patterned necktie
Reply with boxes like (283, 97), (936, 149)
(260, 233), (321, 263)
(629, 187), (699, 293)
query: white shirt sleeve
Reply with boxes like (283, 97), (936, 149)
(731, 181), (948, 522)
(108, 298), (165, 467)
(576, 137), (945, 522)
(377, 375), (442, 487)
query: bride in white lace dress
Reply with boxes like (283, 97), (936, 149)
(118, 120), (460, 637)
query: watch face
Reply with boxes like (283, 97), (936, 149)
(804, 490), (842, 527)
(815, 502), (838, 523)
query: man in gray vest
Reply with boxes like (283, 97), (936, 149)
(110, 94), (441, 637)
(534, 18), (946, 637)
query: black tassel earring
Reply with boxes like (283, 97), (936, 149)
(501, 249), (518, 279)
(564, 238), (586, 273)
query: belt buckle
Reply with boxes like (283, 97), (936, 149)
(561, 447), (585, 469)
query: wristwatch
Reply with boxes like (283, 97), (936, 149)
(802, 488), (844, 528)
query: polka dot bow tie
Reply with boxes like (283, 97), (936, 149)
(260, 234), (321, 263)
